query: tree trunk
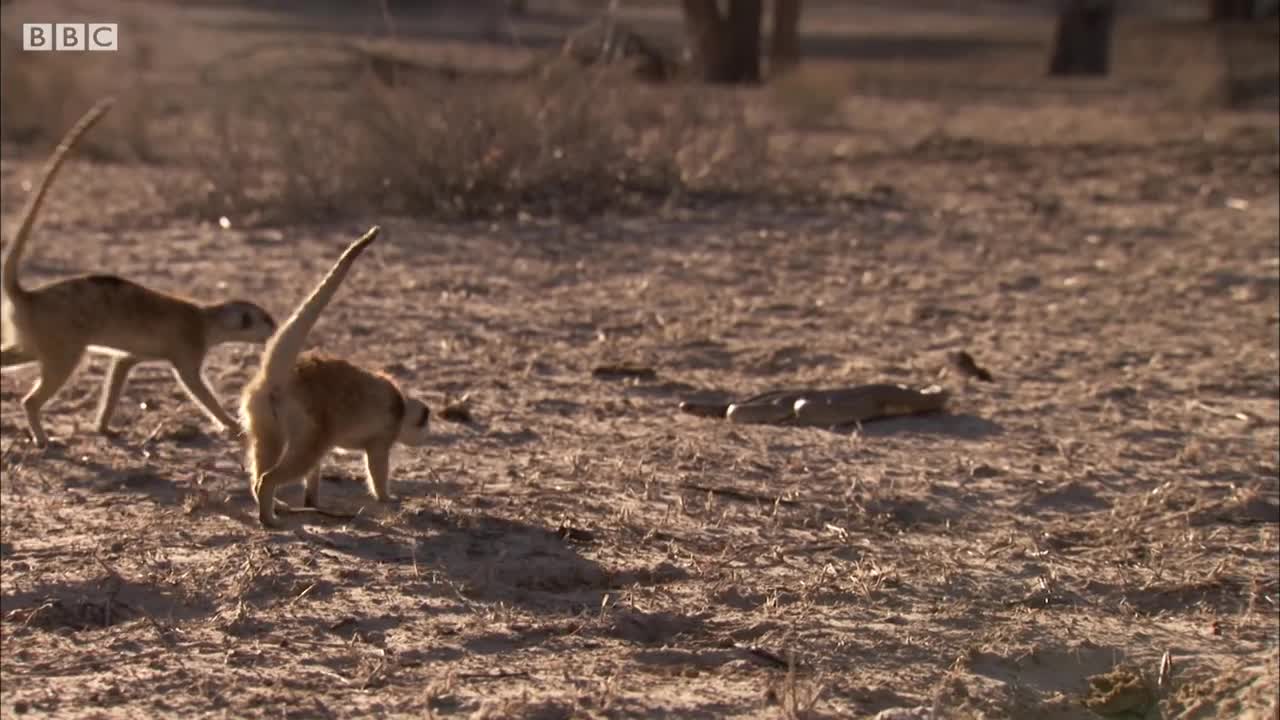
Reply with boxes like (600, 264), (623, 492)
(1208, 0), (1256, 20)
(681, 0), (764, 84)
(1047, 0), (1115, 76)
(725, 0), (762, 81)
(770, 0), (802, 74)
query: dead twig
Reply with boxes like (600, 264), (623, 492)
(592, 364), (657, 381)
(457, 671), (531, 681)
(679, 482), (799, 507)
(1186, 399), (1259, 424)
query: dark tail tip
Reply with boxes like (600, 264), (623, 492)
(78, 97), (117, 129)
(347, 225), (380, 255)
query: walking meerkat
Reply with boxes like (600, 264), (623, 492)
(239, 226), (431, 529)
(0, 98), (278, 446)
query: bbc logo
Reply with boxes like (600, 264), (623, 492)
(22, 23), (118, 52)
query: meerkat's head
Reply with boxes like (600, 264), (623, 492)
(397, 397), (431, 446)
(206, 301), (278, 344)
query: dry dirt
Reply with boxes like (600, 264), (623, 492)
(1, 1), (1278, 718)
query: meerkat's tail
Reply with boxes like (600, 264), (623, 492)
(1, 293), (15, 351)
(1, 97), (115, 301)
(259, 226), (381, 385)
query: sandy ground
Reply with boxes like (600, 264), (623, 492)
(1, 1), (1277, 718)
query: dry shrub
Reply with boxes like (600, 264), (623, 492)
(769, 66), (849, 130)
(180, 62), (780, 223)
(0, 24), (164, 163)
(0, 30), (84, 146)
(766, 657), (827, 720)
(0, 26), (815, 223)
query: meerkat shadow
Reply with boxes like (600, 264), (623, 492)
(280, 506), (623, 616)
(0, 572), (215, 631)
(833, 412), (1003, 439)
(100, 425), (224, 452)
(215, 457), (466, 526)
(311, 468), (471, 505)
(62, 456), (184, 501)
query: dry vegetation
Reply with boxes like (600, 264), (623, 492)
(1, 6), (794, 223)
(1, 1), (1278, 718)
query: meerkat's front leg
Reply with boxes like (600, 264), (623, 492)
(363, 441), (398, 503)
(170, 359), (239, 433)
(95, 355), (141, 433)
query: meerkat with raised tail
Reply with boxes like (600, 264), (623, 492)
(239, 226), (430, 529)
(0, 98), (278, 446)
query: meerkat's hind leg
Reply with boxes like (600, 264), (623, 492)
(363, 441), (397, 503)
(95, 355), (141, 433)
(1, 345), (36, 369)
(303, 467), (322, 508)
(247, 424), (284, 505)
(22, 350), (83, 446)
(267, 469), (319, 516)
(256, 430), (329, 528)
(170, 359), (239, 433)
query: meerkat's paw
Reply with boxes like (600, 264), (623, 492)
(219, 425), (244, 443)
(30, 436), (68, 455)
(95, 423), (117, 436)
(258, 508), (285, 529)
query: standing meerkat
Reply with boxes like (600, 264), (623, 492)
(240, 226), (430, 529)
(0, 98), (278, 446)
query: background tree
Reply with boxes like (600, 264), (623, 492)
(681, 0), (764, 84)
(770, 0), (803, 74)
(1208, 0), (1257, 20)
(1047, 0), (1116, 76)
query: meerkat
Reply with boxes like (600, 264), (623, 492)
(240, 226), (431, 529)
(0, 98), (278, 446)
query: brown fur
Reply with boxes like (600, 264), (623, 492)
(0, 100), (277, 445)
(239, 227), (430, 529)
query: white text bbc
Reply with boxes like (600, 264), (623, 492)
(22, 23), (118, 52)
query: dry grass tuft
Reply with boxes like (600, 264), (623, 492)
(765, 655), (827, 720)
(182, 63), (787, 223)
(0, 21), (163, 163)
(769, 66), (849, 130)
